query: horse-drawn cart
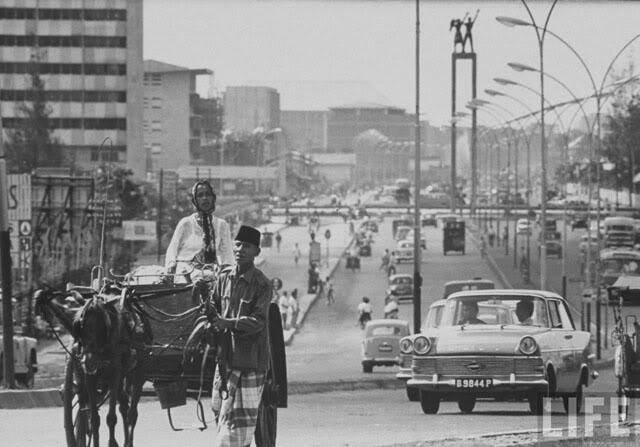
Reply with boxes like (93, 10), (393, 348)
(37, 265), (287, 447)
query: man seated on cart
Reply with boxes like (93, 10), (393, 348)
(165, 180), (234, 282)
(207, 225), (272, 447)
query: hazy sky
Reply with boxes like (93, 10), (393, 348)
(144, 0), (640, 126)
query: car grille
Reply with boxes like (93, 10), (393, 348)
(413, 356), (543, 376)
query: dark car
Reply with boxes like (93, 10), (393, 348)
(421, 213), (437, 227)
(571, 215), (589, 230)
(387, 274), (414, 301)
(539, 240), (562, 258)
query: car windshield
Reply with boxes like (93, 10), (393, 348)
(368, 325), (406, 336)
(443, 281), (494, 298)
(442, 295), (550, 327)
(602, 258), (640, 275)
(393, 277), (412, 285)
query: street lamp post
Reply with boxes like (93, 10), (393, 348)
(497, 0), (559, 290)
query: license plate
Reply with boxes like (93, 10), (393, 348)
(455, 378), (493, 389)
(378, 345), (392, 352)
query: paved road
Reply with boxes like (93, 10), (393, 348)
(286, 217), (497, 383)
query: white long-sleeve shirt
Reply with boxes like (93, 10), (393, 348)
(165, 213), (234, 273)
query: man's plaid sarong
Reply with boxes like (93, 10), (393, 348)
(212, 367), (265, 447)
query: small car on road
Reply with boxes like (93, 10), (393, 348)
(442, 278), (495, 299)
(361, 319), (410, 373)
(387, 274), (414, 302)
(395, 240), (415, 263)
(404, 289), (597, 415)
(539, 240), (562, 258)
(516, 218), (532, 235)
(421, 213), (437, 227)
(0, 327), (38, 388)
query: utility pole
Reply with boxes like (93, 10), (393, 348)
(0, 120), (15, 388)
(156, 168), (163, 263)
(412, 0), (422, 335)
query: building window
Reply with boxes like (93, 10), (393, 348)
(151, 97), (162, 109)
(151, 143), (162, 154)
(151, 121), (161, 131)
(0, 63), (126, 76)
(3, 117), (126, 130)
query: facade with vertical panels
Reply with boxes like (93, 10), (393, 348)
(223, 86), (280, 132)
(0, 0), (144, 176)
(142, 59), (212, 174)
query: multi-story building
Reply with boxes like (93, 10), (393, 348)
(142, 59), (212, 173)
(223, 86), (280, 133)
(0, 0), (144, 175)
(328, 103), (414, 153)
(281, 110), (328, 153)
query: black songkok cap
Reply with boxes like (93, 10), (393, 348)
(235, 225), (261, 247)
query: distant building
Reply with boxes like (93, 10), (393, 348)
(310, 153), (355, 184)
(326, 103), (438, 154)
(281, 110), (328, 153)
(223, 86), (280, 132)
(352, 129), (411, 186)
(0, 0), (144, 175)
(142, 59), (213, 173)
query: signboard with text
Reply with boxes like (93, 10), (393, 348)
(122, 220), (157, 241)
(7, 174), (31, 271)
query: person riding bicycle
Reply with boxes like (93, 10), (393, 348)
(357, 296), (373, 328)
(165, 180), (234, 283)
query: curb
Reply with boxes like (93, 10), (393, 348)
(3, 377), (402, 409)
(0, 388), (62, 409)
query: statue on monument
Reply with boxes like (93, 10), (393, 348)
(449, 18), (464, 53)
(462, 9), (479, 53)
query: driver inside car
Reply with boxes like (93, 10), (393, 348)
(457, 301), (485, 325)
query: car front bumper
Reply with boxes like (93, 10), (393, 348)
(407, 374), (548, 396)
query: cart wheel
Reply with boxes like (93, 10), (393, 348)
(63, 355), (90, 447)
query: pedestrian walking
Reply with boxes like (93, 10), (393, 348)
(275, 231), (282, 252)
(287, 290), (299, 329)
(293, 242), (301, 266)
(488, 224), (496, 247)
(278, 290), (289, 329)
(325, 276), (335, 305)
(208, 225), (271, 447)
(380, 248), (390, 271)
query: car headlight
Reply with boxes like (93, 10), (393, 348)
(399, 338), (413, 354)
(413, 336), (432, 355)
(519, 336), (538, 356)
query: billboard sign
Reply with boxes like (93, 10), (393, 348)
(122, 220), (157, 241)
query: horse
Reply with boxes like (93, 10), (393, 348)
(35, 287), (151, 447)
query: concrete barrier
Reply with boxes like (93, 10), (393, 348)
(0, 388), (62, 409)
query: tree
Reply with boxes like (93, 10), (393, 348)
(5, 53), (65, 172)
(602, 93), (640, 195)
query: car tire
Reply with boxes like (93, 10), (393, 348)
(362, 363), (373, 373)
(458, 396), (476, 413)
(528, 392), (546, 415)
(406, 386), (420, 402)
(419, 391), (440, 414)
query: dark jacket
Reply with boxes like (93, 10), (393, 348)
(212, 264), (272, 372)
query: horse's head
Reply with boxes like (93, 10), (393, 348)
(34, 288), (60, 323)
(73, 298), (113, 375)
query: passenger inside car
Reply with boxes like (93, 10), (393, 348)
(516, 300), (534, 325)
(457, 301), (485, 325)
